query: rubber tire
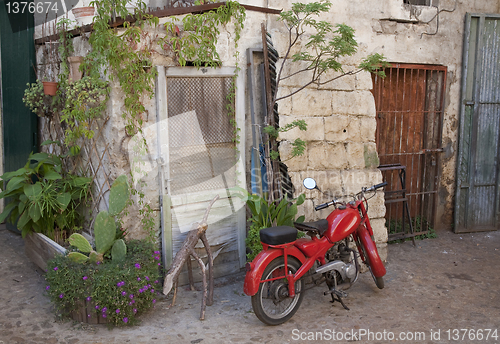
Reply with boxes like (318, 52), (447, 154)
(251, 257), (305, 325)
(357, 239), (385, 290)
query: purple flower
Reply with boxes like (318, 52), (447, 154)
(137, 277), (141, 281)
(59, 294), (64, 298)
(95, 305), (100, 310)
(83, 276), (88, 280)
(151, 289), (154, 293)
(154, 251), (160, 254)
(154, 256), (160, 260)
(102, 307), (107, 312)
(96, 261), (101, 265)
(115, 309), (120, 314)
(45, 286), (50, 290)
(53, 267), (58, 271)
(102, 314), (107, 318)
(154, 280), (159, 284)
(152, 299), (156, 304)
(158, 263), (161, 266)
(121, 291), (127, 296)
(88, 314), (91, 318)
(123, 317), (128, 323)
(143, 285), (148, 290)
(145, 276), (149, 281)
(139, 289), (144, 293)
(86, 296), (92, 301)
(128, 302), (133, 306)
(135, 263), (141, 269)
(129, 294), (134, 299)
(131, 300), (135, 304)
(117, 281), (125, 287)
(133, 308), (137, 313)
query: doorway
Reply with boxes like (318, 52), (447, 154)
(372, 64), (447, 240)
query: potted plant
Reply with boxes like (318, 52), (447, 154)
(0, 144), (91, 268)
(44, 175), (162, 326)
(72, 0), (95, 27)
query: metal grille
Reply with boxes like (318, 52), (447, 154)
(166, 77), (236, 195)
(372, 64), (447, 240)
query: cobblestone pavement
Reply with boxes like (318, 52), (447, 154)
(1, 224), (499, 344)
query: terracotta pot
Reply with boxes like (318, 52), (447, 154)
(72, 6), (95, 26)
(68, 56), (83, 82)
(42, 81), (58, 96)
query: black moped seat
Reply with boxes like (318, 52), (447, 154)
(294, 219), (329, 236)
(259, 226), (298, 245)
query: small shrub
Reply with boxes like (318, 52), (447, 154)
(45, 240), (161, 326)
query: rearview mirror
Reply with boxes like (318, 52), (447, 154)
(303, 177), (317, 190)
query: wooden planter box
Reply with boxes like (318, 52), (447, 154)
(24, 232), (67, 271)
(70, 300), (108, 324)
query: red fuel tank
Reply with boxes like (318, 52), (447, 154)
(325, 207), (361, 243)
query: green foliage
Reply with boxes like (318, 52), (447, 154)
(0, 151), (91, 240)
(45, 240), (161, 327)
(278, 0), (388, 83)
(60, 76), (110, 144)
(264, 120), (308, 160)
(22, 80), (54, 117)
(161, 1), (246, 67)
(233, 187), (306, 260)
(387, 216), (437, 244)
(86, 0), (159, 137)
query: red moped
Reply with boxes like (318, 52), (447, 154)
(243, 178), (387, 325)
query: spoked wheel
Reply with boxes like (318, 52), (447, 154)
(251, 257), (305, 325)
(356, 238), (385, 290)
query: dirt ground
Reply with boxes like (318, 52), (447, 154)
(0, 224), (499, 344)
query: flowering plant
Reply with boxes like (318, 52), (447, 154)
(45, 240), (161, 326)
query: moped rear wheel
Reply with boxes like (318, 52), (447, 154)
(251, 257), (305, 325)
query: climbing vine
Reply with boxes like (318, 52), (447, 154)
(160, 1), (246, 146)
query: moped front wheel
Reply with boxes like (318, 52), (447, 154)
(251, 257), (305, 325)
(356, 238), (385, 290)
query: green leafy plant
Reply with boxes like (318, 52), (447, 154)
(23, 80), (54, 117)
(60, 76), (110, 144)
(161, 1), (246, 68)
(0, 149), (91, 240)
(45, 239), (161, 326)
(233, 187), (306, 260)
(67, 175), (130, 263)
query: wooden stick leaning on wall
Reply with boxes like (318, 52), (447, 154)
(162, 195), (220, 320)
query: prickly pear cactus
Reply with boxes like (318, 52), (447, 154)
(89, 251), (101, 263)
(94, 211), (117, 254)
(108, 175), (129, 216)
(68, 251), (89, 263)
(111, 239), (127, 262)
(68, 233), (92, 253)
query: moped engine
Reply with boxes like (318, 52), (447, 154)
(320, 242), (359, 291)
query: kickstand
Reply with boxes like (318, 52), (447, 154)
(330, 293), (350, 310)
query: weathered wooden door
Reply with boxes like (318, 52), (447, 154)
(455, 14), (500, 233)
(373, 64), (447, 239)
(157, 67), (246, 282)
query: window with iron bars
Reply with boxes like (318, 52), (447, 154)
(403, 0), (439, 6)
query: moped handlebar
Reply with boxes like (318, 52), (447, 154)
(314, 201), (333, 211)
(365, 182), (387, 192)
(314, 182), (387, 211)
